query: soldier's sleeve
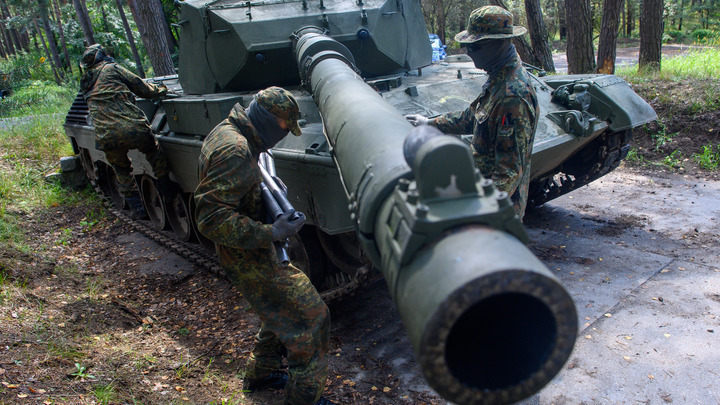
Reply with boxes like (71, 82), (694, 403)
(486, 96), (534, 197)
(194, 148), (273, 250)
(114, 64), (168, 99)
(429, 107), (475, 134)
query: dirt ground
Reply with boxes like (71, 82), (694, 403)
(1, 79), (718, 404)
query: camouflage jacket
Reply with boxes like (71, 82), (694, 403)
(80, 61), (167, 139)
(194, 104), (275, 266)
(431, 56), (538, 218)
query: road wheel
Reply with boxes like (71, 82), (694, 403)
(140, 175), (168, 230)
(166, 193), (195, 241)
(99, 164), (126, 210)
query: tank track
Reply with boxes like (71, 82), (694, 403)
(93, 185), (359, 302)
(529, 129), (632, 207)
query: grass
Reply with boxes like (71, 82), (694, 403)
(616, 46), (720, 172)
(694, 143), (720, 170)
(0, 108), (101, 257)
(616, 46), (720, 80)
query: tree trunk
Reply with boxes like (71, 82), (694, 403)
(565, 0), (596, 73)
(0, 0), (22, 54)
(33, 18), (61, 85)
(558, 0), (567, 39)
(626, 0), (634, 36)
(73, 0), (95, 45)
(52, 0), (72, 72)
(97, 0), (109, 32)
(488, 0), (539, 65)
(435, 0), (446, 44)
(115, 0), (145, 78)
(678, 0), (683, 30)
(15, 24), (29, 52)
(597, 0), (623, 73)
(524, 0), (555, 72)
(0, 34), (6, 59)
(0, 19), (14, 57)
(156, 0), (176, 51)
(638, 0), (663, 72)
(127, 0), (174, 76)
(38, 0), (64, 77)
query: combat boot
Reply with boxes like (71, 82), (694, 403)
(125, 195), (148, 220)
(243, 371), (288, 392)
(155, 176), (181, 200)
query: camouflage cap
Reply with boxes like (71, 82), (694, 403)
(255, 86), (302, 136)
(454, 6), (527, 44)
(80, 44), (106, 68)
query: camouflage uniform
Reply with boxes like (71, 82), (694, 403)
(194, 101), (330, 405)
(431, 58), (538, 218)
(430, 6), (539, 219)
(80, 45), (169, 196)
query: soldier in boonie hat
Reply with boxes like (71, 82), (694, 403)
(406, 5), (539, 220)
(454, 5), (527, 43)
(255, 86), (302, 137)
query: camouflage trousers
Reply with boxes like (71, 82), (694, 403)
(220, 246), (330, 405)
(96, 126), (169, 197)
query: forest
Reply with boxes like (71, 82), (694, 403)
(0, 0), (717, 93)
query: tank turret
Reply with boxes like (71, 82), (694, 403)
(177, 0), (431, 94)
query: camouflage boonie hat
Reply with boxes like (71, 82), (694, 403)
(255, 86), (302, 136)
(454, 6), (527, 44)
(80, 44), (106, 68)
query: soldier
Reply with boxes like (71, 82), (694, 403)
(193, 87), (336, 405)
(80, 44), (179, 220)
(406, 6), (539, 219)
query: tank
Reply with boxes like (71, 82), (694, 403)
(63, 0), (657, 403)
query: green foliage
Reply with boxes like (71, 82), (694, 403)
(0, 109), (101, 257)
(0, 71), (76, 118)
(649, 122), (678, 151)
(693, 143), (720, 170)
(93, 382), (118, 404)
(616, 47), (720, 80)
(662, 150), (683, 169)
(690, 29), (719, 44)
(69, 362), (96, 380)
(664, 30), (689, 43)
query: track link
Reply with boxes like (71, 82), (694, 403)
(95, 186), (359, 301)
(529, 129), (632, 207)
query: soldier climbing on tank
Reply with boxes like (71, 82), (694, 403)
(406, 5), (539, 220)
(193, 87), (337, 405)
(79, 44), (180, 220)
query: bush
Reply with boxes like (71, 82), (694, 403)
(0, 80), (75, 117)
(690, 29), (719, 44)
(664, 30), (688, 43)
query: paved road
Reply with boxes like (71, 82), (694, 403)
(552, 44), (710, 73)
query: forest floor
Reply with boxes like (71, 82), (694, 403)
(1, 76), (718, 404)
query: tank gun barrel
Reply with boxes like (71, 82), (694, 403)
(293, 29), (578, 404)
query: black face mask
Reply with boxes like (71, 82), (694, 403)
(465, 39), (516, 77)
(246, 100), (289, 151)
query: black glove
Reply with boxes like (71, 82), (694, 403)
(272, 210), (306, 241)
